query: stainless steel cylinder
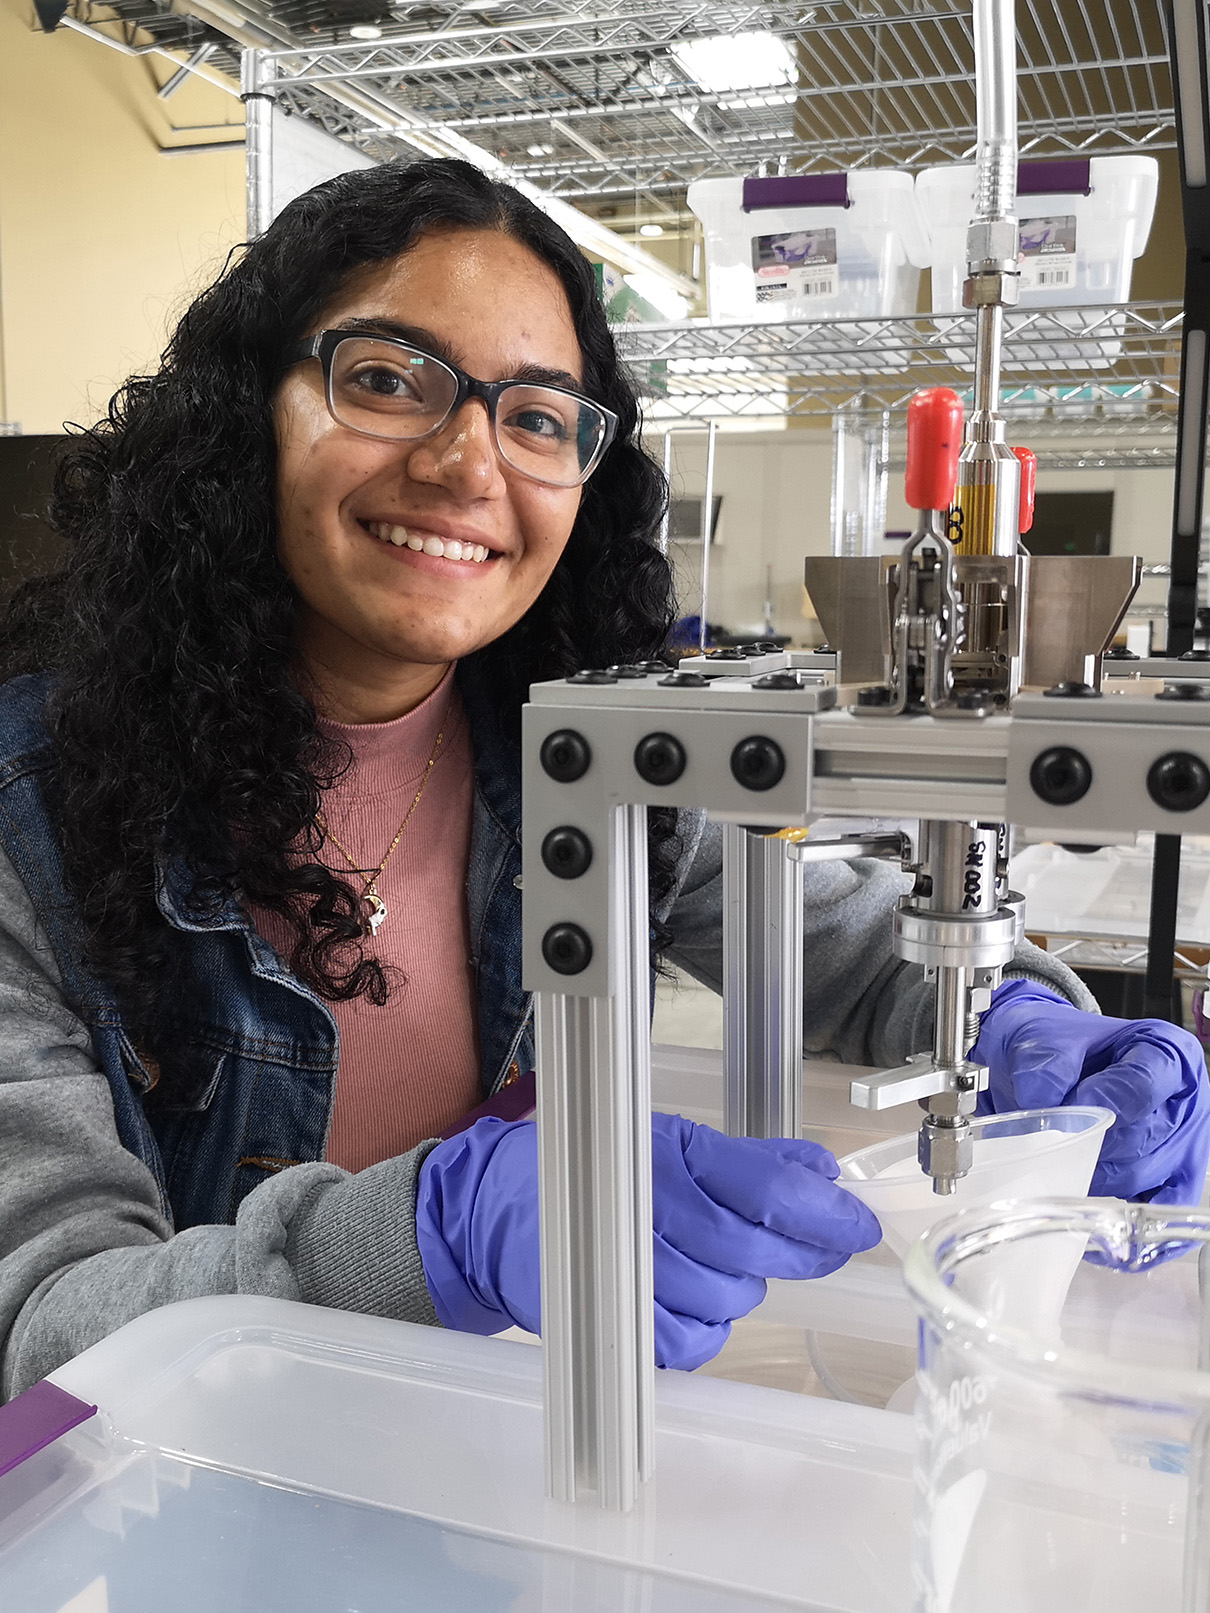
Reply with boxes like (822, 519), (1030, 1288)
(241, 49), (276, 240)
(921, 820), (1001, 917)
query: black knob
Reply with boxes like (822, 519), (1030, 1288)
(541, 826), (593, 879)
(634, 731), (687, 786)
(1029, 746), (1092, 807)
(542, 923), (592, 975)
(730, 735), (786, 791)
(540, 729), (591, 783)
(1146, 751), (1210, 813)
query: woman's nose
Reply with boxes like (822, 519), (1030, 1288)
(405, 399), (503, 496)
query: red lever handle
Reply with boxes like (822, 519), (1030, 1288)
(905, 387), (965, 512)
(1012, 446), (1037, 535)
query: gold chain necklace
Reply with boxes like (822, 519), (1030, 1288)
(317, 726), (445, 937)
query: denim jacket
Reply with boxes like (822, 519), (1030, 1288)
(0, 666), (531, 1232)
(0, 669), (1092, 1399)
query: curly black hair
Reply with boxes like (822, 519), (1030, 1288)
(0, 157), (677, 1056)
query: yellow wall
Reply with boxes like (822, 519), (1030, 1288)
(0, 0), (245, 434)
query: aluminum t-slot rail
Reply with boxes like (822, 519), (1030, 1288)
(522, 666), (1210, 1511)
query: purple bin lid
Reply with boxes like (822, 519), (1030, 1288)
(0, 1380), (97, 1480)
(1018, 158), (1092, 197)
(742, 173), (850, 212)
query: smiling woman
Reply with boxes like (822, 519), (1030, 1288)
(0, 158), (1199, 1404)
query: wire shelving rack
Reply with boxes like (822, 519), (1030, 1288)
(261, 0), (1173, 199)
(617, 301), (1183, 454)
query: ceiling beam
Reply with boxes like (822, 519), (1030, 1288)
(167, 0), (697, 299)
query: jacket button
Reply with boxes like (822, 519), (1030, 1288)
(503, 1062), (521, 1087)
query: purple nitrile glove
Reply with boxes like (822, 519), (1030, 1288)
(415, 1110), (881, 1371)
(971, 977), (1210, 1205)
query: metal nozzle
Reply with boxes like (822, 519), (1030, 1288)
(919, 1111), (975, 1196)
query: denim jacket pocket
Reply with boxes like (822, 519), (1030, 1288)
(143, 1038), (227, 1114)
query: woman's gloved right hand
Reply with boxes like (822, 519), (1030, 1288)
(415, 1109), (881, 1371)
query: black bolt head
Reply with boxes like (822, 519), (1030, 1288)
(857, 685), (895, 707)
(540, 729), (591, 783)
(1043, 680), (1102, 699)
(1029, 746), (1093, 807)
(541, 826), (594, 879)
(634, 731), (688, 786)
(752, 671), (801, 690)
(730, 735), (786, 791)
(1156, 681), (1210, 701)
(541, 923), (593, 975)
(567, 668), (617, 685)
(1146, 751), (1210, 813)
(658, 671), (710, 688)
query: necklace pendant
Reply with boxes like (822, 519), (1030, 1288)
(365, 892), (387, 937)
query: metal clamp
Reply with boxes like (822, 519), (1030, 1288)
(787, 831), (909, 865)
(849, 1052), (988, 1112)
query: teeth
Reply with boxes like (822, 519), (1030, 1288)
(366, 522), (491, 563)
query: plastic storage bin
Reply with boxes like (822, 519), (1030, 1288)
(916, 156), (1158, 367)
(917, 156), (1159, 314)
(0, 1294), (915, 1612)
(687, 171), (928, 332)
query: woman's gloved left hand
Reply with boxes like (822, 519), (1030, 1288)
(971, 976), (1210, 1204)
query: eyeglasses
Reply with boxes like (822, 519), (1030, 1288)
(285, 329), (618, 489)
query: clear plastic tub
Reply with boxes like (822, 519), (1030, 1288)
(0, 1294), (915, 1612)
(687, 171), (928, 333)
(905, 1200), (1210, 1613)
(916, 156), (1158, 365)
(917, 156), (1159, 314)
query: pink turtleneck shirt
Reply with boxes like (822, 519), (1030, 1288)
(248, 668), (482, 1172)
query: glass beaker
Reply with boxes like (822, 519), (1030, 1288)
(904, 1199), (1210, 1613)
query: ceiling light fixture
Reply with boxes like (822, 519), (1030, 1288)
(349, 22), (383, 38)
(639, 223), (665, 237)
(670, 30), (796, 95)
(526, 142), (555, 156)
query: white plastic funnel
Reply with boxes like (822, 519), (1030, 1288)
(838, 1107), (1113, 1258)
(838, 1107), (1114, 1339)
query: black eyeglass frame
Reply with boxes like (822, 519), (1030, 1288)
(285, 329), (620, 488)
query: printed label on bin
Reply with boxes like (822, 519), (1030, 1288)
(752, 228), (837, 302)
(1018, 215), (1077, 292)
